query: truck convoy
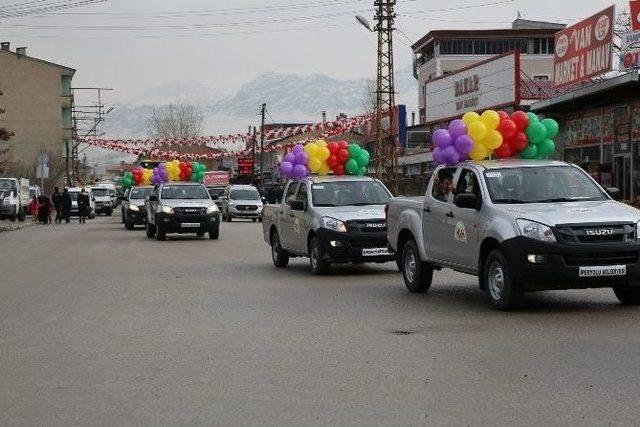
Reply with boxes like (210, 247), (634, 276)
(386, 160), (640, 310)
(262, 176), (395, 274)
(0, 177), (29, 221)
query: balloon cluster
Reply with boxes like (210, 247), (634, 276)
(121, 171), (135, 189)
(279, 140), (370, 179)
(432, 109), (559, 165)
(132, 166), (153, 186)
(152, 160), (207, 184)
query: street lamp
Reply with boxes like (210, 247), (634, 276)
(355, 15), (373, 32)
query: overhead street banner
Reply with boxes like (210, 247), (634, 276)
(631, 1), (640, 31)
(553, 5), (614, 88)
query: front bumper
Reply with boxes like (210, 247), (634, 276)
(315, 227), (394, 264)
(95, 204), (112, 213)
(228, 206), (263, 218)
(157, 212), (220, 234)
(127, 208), (147, 224)
(502, 236), (640, 291)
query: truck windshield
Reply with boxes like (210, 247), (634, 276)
(311, 181), (391, 207)
(0, 179), (17, 198)
(161, 185), (209, 199)
(484, 166), (608, 204)
(92, 188), (109, 197)
(230, 189), (260, 200)
(130, 188), (153, 199)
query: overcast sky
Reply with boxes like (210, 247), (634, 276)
(0, 0), (631, 106)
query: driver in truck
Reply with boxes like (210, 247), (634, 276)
(433, 169), (455, 202)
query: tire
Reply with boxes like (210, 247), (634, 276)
(484, 249), (522, 310)
(17, 209), (25, 222)
(125, 218), (134, 230)
(309, 236), (330, 275)
(209, 226), (219, 240)
(121, 209), (125, 223)
(270, 230), (289, 268)
(252, 218), (257, 222)
(146, 220), (156, 238)
(613, 287), (640, 305)
(401, 239), (433, 293)
(155, 220), (166, 241)
(10, 212), (16, 222)
(396, 256), (403, 272)
(106, 209), (112, 216)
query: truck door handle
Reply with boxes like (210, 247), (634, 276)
(446, 211), (455, 218)
(423, 206), (431, 213)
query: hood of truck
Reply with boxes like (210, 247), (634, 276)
(161, 199), (213, 208)
(499, 200), (640, 226)
(313, 205), (386, 222)
(94, 196), (111, 202)
(229, 199), (263, 206)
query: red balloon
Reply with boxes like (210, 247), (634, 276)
(337, 148), (350, 163)
(511, 111), (529, 131)
(327, 142), (339, 154)
(338, 141), (349, 150)
(497, 111), (510, 121)
(494, 143), (513, 159)
(333, 164), (345, 176)
(327, 154), (339, 168)
(498, 119), (518, 140)
(512, 132), (528, 151)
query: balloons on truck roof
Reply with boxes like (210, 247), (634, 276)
(278, 140), (371, 179)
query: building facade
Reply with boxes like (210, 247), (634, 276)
(0, 42), (75, 174)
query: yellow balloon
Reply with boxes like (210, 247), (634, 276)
(469, 143), (490, 161)
(315, 139), (328, 148)
(308, 157), (322, 172)
(317, 163), (331, 175)
(462, 111), (480, 125)
(304, 143), (318, 157)
(317, 146), (330, 161)
(468, 121), (487, 141)
(481, 130), (503, 150)
(480, 110), (500, 130)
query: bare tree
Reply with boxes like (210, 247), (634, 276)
(146, 103), (204, 139)
(0, 90), (15, 174)
(362, 79), (377, 113)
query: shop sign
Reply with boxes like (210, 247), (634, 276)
(238, 157), (254, 176)
(203, 171), (230, 185)
(631, 1), (640, 31)
(620, 30), (640, 70)
(554, 6), (614, 88)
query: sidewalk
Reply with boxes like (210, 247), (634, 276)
(0, 220), (37, 233)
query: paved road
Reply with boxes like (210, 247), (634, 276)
(1, 216), (639, 426)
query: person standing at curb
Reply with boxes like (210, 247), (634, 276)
(62, 188), (72, 223)
(77, 188), (90, 224)
(52, 187), (63, 224)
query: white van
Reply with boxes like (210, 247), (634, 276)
(68, 187), (96, 218)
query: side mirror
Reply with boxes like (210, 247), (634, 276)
(148, 195), (158, 202)
(290, 200), (306, 211)
(606, 187), (622, 201)
(454, 193), (479, 210)
(261, 196), (266, 203)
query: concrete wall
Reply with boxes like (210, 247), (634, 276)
(0, 50), (74, 168)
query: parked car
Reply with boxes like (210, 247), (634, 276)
(145, 182), (220, 240)
(122, 185), (153, 230)
(386, 159), (640, 310)
(221, 184), (264, 222)
(0, 177), (29, 221)
(262, 176), (395, 274)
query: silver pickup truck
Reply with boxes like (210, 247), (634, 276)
(262, 176), (395, 274)
(387, 160), (640, 310)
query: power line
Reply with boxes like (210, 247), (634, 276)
(0, 0), (107, 19)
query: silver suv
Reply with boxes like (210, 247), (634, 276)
(221, 184), (264, 222)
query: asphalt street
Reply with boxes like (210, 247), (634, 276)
(1, 216), (639, 426)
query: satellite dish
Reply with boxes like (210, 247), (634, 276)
(355, 15), (373, 32)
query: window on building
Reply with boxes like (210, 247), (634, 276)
(61, 107), (72, 129)
(61, 75), (72, 96)
(533, 38), (554, 54)
(407, 131), (429, 149)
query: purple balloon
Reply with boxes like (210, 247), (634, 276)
(280, 161), (294, 178)
(292, 164), (309, 179)
(284, 153), (296, 164)
(294, 151), (308, 165)
(433, 147), (445, 165)
(454, 134), (474, 156)
(292, 144), (304, 154)
(448, 119), (467, 139)
(433, 129), (453, 149)
(158, 163), (166, 170)
(441, 145), (461, 165)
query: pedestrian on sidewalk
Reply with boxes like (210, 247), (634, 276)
(28, 196), (39, 222)
(62, 188), (72, 223)
(77, 188), (90, 224)
(37, 194), (50, 224)
(52, 187), (63, 224)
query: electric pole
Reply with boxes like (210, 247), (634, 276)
(252, 126), (257, 178)
(373, 0), (398, 194)
(259, 103), (266, 191)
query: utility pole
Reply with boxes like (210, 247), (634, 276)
(252, 126), (257, 177)
(259, 103), (266, 191)
(373, 0), (398, 194)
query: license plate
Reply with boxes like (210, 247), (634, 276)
(579, 265), (626, 278)
(362, 247), (392, 257)
(180, 222), (201, 228)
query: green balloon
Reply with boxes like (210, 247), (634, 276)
(527, 112), (539, 124)
(345, 158), (359, 174)
(356, 166), (367, 176)
(526, 122), (547, 144)
(356, 152), (369, 167)
(541, 118), (559, 139)
(199, 164), (206, 173)
(197, 171), (205, 180)
(538, 139), (556, 157)
(348, 143), (360, 157)
(520, 144), (538, 159)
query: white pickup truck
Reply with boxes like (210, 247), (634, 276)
(386, 160), (640, 310)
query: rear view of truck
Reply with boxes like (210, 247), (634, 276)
(0, 177), (28, 221)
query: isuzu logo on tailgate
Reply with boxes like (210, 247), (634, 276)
(586, 229), (614, 236)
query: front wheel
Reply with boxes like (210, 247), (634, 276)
(271, 230), (289, 268)
(484, 249), (522, 310)
(309, 236), (330, 275)
(401, 239), (432, 293)
(125, 218), (134, 230)
(209, 226), (219, 240)
(155, 220), (166, 241)
(613, 287), (640, 305)
(252, 218), (257, 222)
(145, 220), (156, 238)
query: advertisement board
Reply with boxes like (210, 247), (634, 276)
(620, 30), (640, 71)
(553, 6), (614, 88)
(631, 1), (640, 31)
(237, 157), (254, 176)
(203, 171), (230, 186)
(423, 52), (518, 124)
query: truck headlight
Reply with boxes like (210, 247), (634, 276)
(207, 204), (218, 214)
(516, 219), (556, 243)
(322, 216), (347, 233)
(129, 205), (139, 212)
(161, 206), (174, 215)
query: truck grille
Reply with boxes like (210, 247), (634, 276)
(346, 219), (387, 233)
(350, 238), (388, 249)
(173, 207), (207, 215)
(555, 223), (635, 244)
(563, 252), (638, 266)
(236, 205), (258, 211)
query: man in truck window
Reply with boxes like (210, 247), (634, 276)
(433, 169), (455, 202)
